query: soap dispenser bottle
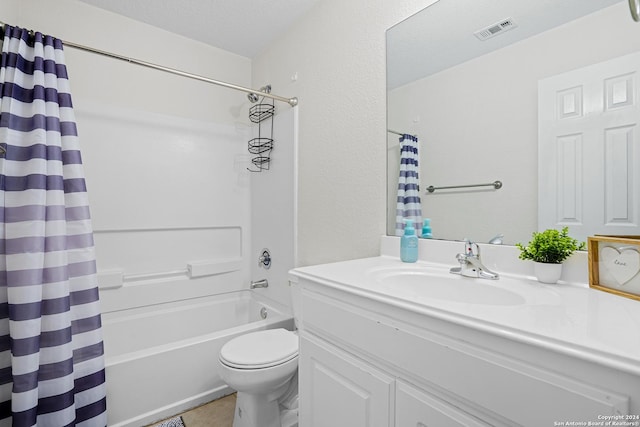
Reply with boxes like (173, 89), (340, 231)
(400, 219), (419, 263)
(421, 218), (433, 239)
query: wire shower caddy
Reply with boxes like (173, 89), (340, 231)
(247, 87), (275, 172)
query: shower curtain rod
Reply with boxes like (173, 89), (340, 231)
(0, 21), (298, 107)
(388, 129), (417, 137)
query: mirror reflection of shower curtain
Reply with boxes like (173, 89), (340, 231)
(395, 134), (422, 236)
(0, 25), (107, 426)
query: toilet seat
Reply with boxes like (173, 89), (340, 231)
(220, 328), (298, 369)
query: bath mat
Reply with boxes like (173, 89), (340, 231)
(157, 416), (185, 427)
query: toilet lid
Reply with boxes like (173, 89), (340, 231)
(220, 328), (298, 369)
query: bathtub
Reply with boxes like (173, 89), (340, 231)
(102, 290), (294, 427)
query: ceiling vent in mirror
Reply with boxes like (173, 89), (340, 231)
(474, 18), (517, 41)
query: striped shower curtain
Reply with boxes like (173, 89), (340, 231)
(395, 134), (422, 236)
(0, 26), (107, 426)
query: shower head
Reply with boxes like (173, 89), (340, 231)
(247, 85), (272, 103)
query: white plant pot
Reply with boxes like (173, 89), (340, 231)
(534, 262), (563, 284)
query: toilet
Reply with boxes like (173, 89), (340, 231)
(218, 282), (300, 427)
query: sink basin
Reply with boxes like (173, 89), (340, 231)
(367, 267), (526, 306)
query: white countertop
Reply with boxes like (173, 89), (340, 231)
(290, 255), (640, 376)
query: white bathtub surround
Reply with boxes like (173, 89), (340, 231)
(103, 290), (293, 427)
(249, 106), (299, 307)
(83, 83), (297, 426)
(78, 102), (265, 427)
(290, 246), (640, 425)
(71, 32), (294, 427)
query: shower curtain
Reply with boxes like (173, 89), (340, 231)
(0, 25), (107, 426)
(395, 134), (422, 236)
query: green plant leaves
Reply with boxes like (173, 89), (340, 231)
(515, 227), (586, 264)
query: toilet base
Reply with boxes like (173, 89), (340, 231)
(232, 373), (298, 427)
(233, 393), (299, 427)
(280, 407), (298, 427)
(233, 391), (281, 427)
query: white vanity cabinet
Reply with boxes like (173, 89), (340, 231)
(293, 271), (640, 427)
(299, 334), (393, 427)
(299, 331), (489, 427)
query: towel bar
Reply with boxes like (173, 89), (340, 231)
(426, 180), (502, 193)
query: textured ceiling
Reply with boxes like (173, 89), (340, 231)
(77, 0), (320, 58)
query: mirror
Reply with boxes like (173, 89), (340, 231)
(387, 0), (640, 245)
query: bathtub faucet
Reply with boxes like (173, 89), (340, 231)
(250, 279), (269, 289)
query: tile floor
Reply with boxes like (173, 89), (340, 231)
(149, 394), (236, 427)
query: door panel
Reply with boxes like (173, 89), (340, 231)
(539, 52), (640, 240)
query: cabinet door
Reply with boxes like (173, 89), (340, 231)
(299, 334), (394, 427)
(396, 381), (490, 427)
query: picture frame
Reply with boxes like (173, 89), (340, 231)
(587, 235), (640, 301)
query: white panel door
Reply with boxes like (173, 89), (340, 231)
(396, 381), (491, 427)
(299, 335), (394, 427)
(538, 52), (640, 241)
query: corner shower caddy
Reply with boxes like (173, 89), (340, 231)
(247, 86), (275, 172)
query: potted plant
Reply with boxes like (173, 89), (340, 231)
(516, 227), (586, 283)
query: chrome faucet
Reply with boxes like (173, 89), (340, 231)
(250, 279), (269, 289)
(488, 233), (504, 245)
(450, 240), (499, 280)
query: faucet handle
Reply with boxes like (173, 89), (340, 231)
(463, 239), (480, 257)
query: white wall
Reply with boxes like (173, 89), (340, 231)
(388, 2), (640, 245)
(3, 2), (19, 22)
(9, 0), (251, 123)
(252, 0), (438, 266)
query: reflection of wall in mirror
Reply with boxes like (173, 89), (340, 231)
(387, 2), (640, 245)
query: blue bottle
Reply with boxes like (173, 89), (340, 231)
(400, 219), (419, 263)
(421, 218), (433, 239)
